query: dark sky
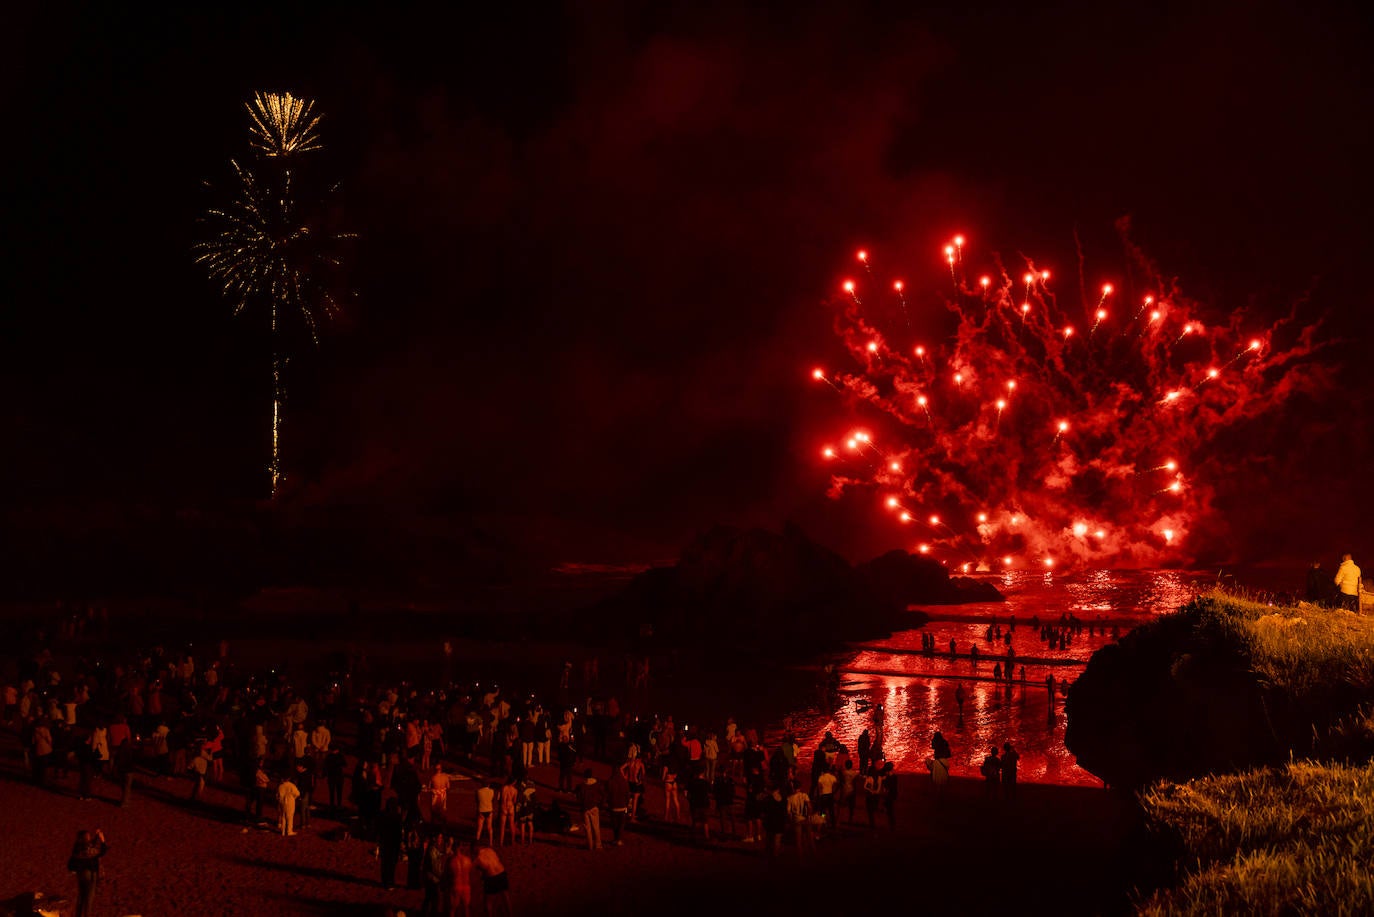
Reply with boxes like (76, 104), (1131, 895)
(5, 1), (1372, 567)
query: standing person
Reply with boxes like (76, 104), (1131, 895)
(32, 718), (53, 786)
(981, 746), (1002, 799)
(294, 764), (315, 829)
(421, 833), (447, 917)
(113, 725), (136, 807)
(623, 748), (646, 821)
(518, 713), (536, 771)
(928, 731), (952, 793)
(787, 782), (815, 860)
(443, 838), (474, 917)
(516, 778), (537, 845)
(1306, 560), (1331, 604)
(430, 763), (451, 823)
(405, 822), (426, 891)
(687, 769), (712, 841)
(712, 771), (736, 840)
(881, 763), (898, 828)
(862, 768), (882, 830)
(1001, 742), (1020, 799)
(325, 746), (347, 814)
(857, 728), (872, 775)
(203, 725), (225, 783)
(840, 758), (859, 822)
(497, 776), (518, 846)
(761, 785), (787, 859)
(575, 768), (603, 851)
(377, 798), (405, 890)
(702, 731), (719, 783)
(474, 846), (511, 917)
(247, 759), (269, 823)
(277, 774), (300, 836)
(310, 720), (332, 774)
(1335, 553), (1362, 611)
(606, 766), (630, 846)
(815, 764), (838, 833)
(77, 738), (99, 802)
(474, 781), (495, 847)
(662, 762), (682, 823)
(68, 828), (108, 917)
(188, 745), (209, 802)
(556, 735), (577, 793)
(536, 707), (552, 766)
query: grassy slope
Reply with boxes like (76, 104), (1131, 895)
(1139, 760), (1374, 916)
(1137, 592), (1374, 915)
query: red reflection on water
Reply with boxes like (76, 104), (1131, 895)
(770, 570), (1206, 787)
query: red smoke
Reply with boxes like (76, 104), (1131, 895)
(812, 230), (1334, 569)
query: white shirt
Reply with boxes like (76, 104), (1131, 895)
(1335, 560), (1362, 596)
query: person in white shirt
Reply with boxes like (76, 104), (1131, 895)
(786, 784), (815, 860)
(474, 780), (495, 846)
(814, 767), (838, 833)
(277, 776), (300, 835)
(309, 723), (331, 775)
(1334, 553), (1362, 612)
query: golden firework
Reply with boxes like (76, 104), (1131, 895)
(197, 92), (350, 495)
(246, 91), (322, 158)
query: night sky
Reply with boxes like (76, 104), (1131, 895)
(6, 2), (1371, 571)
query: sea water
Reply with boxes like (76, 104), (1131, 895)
(767, 568), (1262, 787)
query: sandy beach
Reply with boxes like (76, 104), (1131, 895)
(0, 730), (1141, 917)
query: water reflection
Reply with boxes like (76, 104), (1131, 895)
(769, 569), (1211, 787)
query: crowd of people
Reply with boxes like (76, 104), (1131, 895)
(2, 601), (959, 915)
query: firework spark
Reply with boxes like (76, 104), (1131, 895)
(247, 91), (323, 158)
(197, 92), (351, 495)
(196, 162), (348, 340)
(812, 231), (1329, 567)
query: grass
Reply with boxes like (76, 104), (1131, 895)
(1188, 588), (1374, 700)
(1138, 760), (1374, 916)
(1133, 591), (1374, 914)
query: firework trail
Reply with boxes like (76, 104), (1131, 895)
(811, 232), (1330, 570)
(196, 92), (352, 495)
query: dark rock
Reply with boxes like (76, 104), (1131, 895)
(856, 551), (1005, 608)
(587, 524), (1001, 657)
(1066, 605), (1282, 790)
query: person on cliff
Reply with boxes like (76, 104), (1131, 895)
(1334, 553), (1362, 612)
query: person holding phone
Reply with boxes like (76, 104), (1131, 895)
(68, 828), (108, 917)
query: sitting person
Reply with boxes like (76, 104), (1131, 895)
(534, 797), (573, 835)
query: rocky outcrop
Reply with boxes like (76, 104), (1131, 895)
(1065, 608), (1280, 790)
(857, 550), (1005, 607)
(1064, 595), (1374, 790)
(587, 524), (1002, 656)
